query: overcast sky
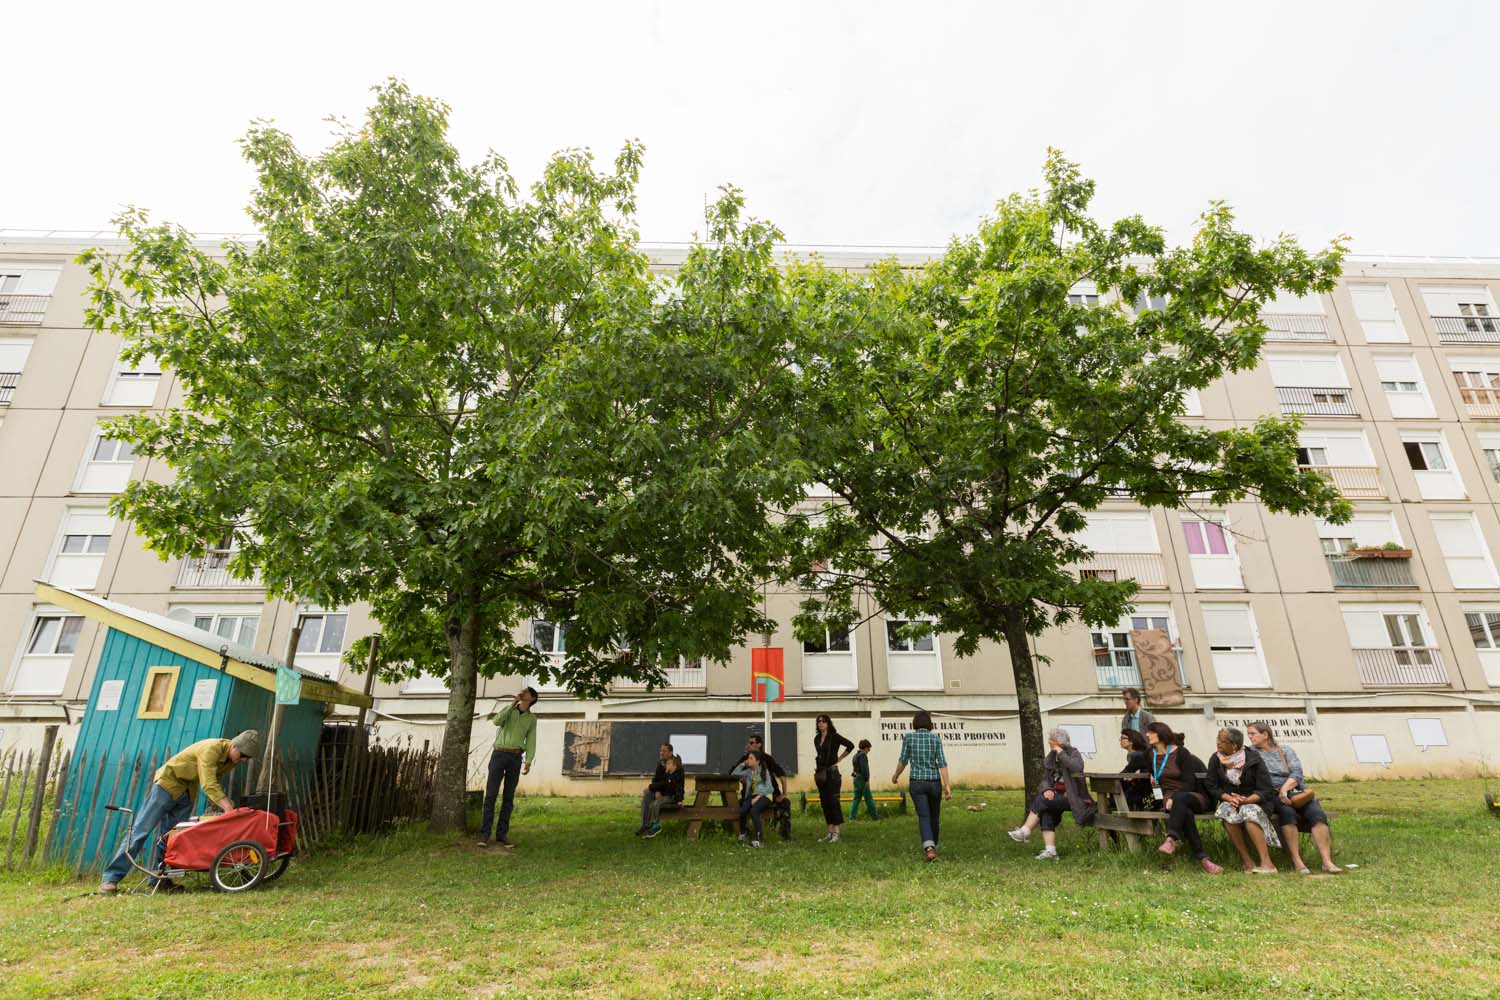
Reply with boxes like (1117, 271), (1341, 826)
(4, 1), (1498, 256)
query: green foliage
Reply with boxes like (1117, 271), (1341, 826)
(783, 151), (1351, 790)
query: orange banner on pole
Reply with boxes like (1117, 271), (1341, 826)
(751, 647), (785, 703)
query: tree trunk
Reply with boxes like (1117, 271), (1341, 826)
(430, 604), (482, 833)
(1002, 604), (1046, 814)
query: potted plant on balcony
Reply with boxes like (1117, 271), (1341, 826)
(1346, 541), (1413, 559)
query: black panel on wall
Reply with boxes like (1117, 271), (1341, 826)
(605, 721), (799, 776)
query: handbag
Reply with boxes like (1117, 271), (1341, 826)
(1277, 749), (1316, 809)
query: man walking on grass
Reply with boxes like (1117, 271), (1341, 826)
(98, 730), (261, 894)
(478, 687), (538, 850)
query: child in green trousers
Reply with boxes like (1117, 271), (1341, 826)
(849, 739), (878, 819)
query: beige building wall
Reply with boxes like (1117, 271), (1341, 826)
(3, 234), (1500, 792)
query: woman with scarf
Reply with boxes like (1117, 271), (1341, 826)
(1204, 726), (1280, 874)
(1145, 721), (1223, 874)
(1247, 722), (1342, 874)
(812, 714), (855, 843)
(1006, 728), (1096, 860)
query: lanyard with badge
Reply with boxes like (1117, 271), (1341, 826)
(1150, 748), (1171, 801)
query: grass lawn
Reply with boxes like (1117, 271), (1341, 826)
(1, 778), (1498, 999)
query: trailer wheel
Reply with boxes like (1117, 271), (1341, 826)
(260, 854), (292, 884)
(210, 840), (266, 892)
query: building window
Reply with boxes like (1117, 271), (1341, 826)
(1348, 283), (1407, 343)
(884, 618), (942, 691)
(1465, 609), (1500, 649)
(1401, 433), (1465, 500)
(169, 606), (260, 647)
(1480, 434), (1500, 484)
(8, 609), (83, 695)
(1431, 514), (1500, 589)
(47, 509), (114, 590)
(75, 428), (138, 493)
(802, 623), (856, 691)
(1403, 440), (1447, 472)
(885, 619), (934, 652)
(1182, 518), (1229, 556)
(1090, 608), (1187, 689)
(103, 352), (163, 407)
(1200, 604), (1269, 688)
(296, 612), (348, 655)
(0, 338), (31, 405)
(137, 666), (181, 719)
(1067, 293), (1100, 307)
(1372, 355), (1433, 418)
(803, 626), (851, 654)
(1342, 605), (1448, 687)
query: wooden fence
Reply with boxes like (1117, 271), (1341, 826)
(0, 726), (439, 875)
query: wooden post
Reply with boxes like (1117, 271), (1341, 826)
(259, 625), (302, 794)
(73, 753), (108, 874)
(354, 634), (379, 732)
(22, 726), (58, 864)
(5, 751), (34, 868)
(43, 750), (72, 863)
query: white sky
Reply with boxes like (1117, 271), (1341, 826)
(4, 1), (1499, 255)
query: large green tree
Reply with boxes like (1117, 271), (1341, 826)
(784, 153), (1351, 799)
(81, 82), (804, 830)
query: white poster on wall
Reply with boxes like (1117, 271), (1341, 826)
(190, 679), (218, 710)
(1407, 718), (1447, 749)
(670, 733), (708, 766)
(1352, 734), (1393, 766)
(1059, 724), (1097, 756)
(95, 680), (124, 712)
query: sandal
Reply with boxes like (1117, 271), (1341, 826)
(1321, 863), (1344, 874)
(924, 847), (938, 862)
(1295, 866), (1312, 875)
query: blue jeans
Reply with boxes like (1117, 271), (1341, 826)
(910, 779), (942, 849)
(480, 749), (523, 840)
(101, 784), (193, 886)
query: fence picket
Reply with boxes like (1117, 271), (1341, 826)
(23, 728), (59, 863)
(43, 749), (72, 864)
(84, 753), (129, 873)
(5, 751), (35, 868)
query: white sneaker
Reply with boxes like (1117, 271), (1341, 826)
(750, 840), (763, 848)
(1007, 827), (1031, 843)
(1036, 847), (1059, 861)
(737, 833), (746, 843)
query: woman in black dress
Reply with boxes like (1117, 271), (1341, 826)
(813, 714), (855, 843)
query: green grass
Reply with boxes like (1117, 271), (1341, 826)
(1, 779), (1499, 999)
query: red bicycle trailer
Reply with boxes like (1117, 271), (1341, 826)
(105, 800), (299, 893)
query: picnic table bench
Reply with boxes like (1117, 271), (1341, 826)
(796, 789), (907, 814)
(668, 774), (743, 841)
(1087, 770), (1214, 852)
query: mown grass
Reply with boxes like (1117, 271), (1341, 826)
(1, 778), (1498, 999)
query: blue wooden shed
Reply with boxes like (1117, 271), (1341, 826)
(36, 582), (372, 866)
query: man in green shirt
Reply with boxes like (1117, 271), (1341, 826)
(99, 730), (261, 893)
(478, 687), (538, 850)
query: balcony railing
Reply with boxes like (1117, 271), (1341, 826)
(1261, 313), (1331, 342)
(0, 372), (18, 404)
(0, 294), (49, 326)
(175, 550), (262, 588)
(1072, 552), (1168, 589)
(1299, 464), (1384, 499)
(1353, 647), (1449, 687)
(1095, 650), (1190, 690)
(1433, 314), (1500, 343)
(611, 662), (709, 692)
(1457, 385), (1500, 418)
(1324, 555), (1417, 589)
(1275, 385), (1359, 417)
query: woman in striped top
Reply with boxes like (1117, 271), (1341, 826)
(891, 710), (952, 862)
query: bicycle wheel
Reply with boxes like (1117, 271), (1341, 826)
(210, 840), (266, 892)
(260, 854), (292, 884)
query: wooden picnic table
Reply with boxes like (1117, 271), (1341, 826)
(1087, 769), (1213, 852)
(676, 773), (742, 841)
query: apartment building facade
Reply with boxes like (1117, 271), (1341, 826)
(3, 232), (1498, 792)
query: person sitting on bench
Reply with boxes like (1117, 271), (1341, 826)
(1119, 728), (1152, 810)
(1145, 721), (1223, 874)
(1248, 722), (1342, 875)
(731, 733), (786, 803)
(641, 755), (685, 839)
(1206, 726), (1280, 874)
(733, 751), (775, 848)
(1007, 728), (1095, 860)
(636, 742), (675, 836)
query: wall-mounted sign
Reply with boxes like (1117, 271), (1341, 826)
(189, 678), (218, 710)
(878, 718), (1009, 746)
(96, 680), (124, 712)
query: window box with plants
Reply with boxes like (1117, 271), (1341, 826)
(1346, 542), (1413, 559)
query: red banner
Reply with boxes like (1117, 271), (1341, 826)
(751, 647), (785, 703)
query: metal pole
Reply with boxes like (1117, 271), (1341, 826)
(259, 625), (301, 794)
(354, 634), (379, 733)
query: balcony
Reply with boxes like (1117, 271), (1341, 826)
(611, 661), (709, 692)
(1325, 554), (1417, 589)
(1275, 385), (1359, 417)
(175, 550), (262, 589)
(1300, 465), (1384, 499)
(1073, 553), (1168, 589)
(1095, 650), (1190, 689)
(1457, 385), (1500, 419)
(0, 372), (17, 404)
(1262, 313), (1331, 342)
(1433, 315), (1500, 344)
(0, 294), (49, 326)
(1352, 647), (1449, 687)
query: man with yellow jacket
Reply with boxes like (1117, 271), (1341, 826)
(99, 730), (261, 893)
